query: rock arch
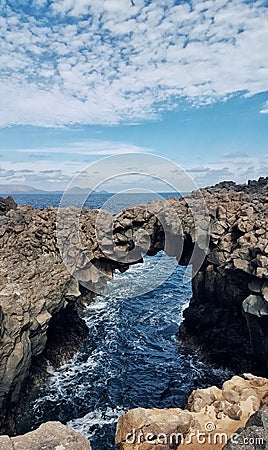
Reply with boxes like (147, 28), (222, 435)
(0, 177), (267, 431)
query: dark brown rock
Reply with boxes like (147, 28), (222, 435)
(0, 196), (17, 215)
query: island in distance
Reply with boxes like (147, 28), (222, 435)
(0, 184), (109, 195)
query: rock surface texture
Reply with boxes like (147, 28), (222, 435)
(0, 421), (91, 449)
(179, 178), (268, 372)
(0, 177), (267, 434)
(115, 374), (268, 450)
(223, 406), (268, 449)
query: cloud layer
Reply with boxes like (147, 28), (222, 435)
(0, 149), (266, 190)
(1, 0), (268, 126)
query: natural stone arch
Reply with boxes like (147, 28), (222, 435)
(0, 177), (267, 432)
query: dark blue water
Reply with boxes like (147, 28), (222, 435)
(17, 195), (231, 449)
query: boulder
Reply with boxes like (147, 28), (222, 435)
(0, 196), (17, 215)
(1, 422), (91, 450)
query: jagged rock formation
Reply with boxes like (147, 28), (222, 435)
(0, 421), (91, 449)
(115, 374), (268, 450)
(0, 196), (17, 216)
(0, 204), (92, 431)
(0, 177), (267, 434)
(180, 178), (268, 372)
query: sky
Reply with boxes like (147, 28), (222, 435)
(0, 0), (267, 191)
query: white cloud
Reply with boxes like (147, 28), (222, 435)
(189, 153), (268, 187)
(17, 140), (153, 155)
(0, 150), (267, 191)
(260, 101), (268, 113)
(0, 160), (81, 189)
(222, 151), (248, 159)
(0, 0), (268, 126)
(0, 140), (153, 189)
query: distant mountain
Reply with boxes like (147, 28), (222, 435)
(0, 184), (110, 195)
(66, 186), (109, 194)
(0, 184), (46, 194)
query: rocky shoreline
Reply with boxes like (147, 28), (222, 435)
(0, 177), (267, 448)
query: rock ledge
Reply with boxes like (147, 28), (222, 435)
(0, 421), (91, 449)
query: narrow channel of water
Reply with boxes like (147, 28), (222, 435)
(20, 254), (231, 449)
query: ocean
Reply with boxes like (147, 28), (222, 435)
(11, 191), (181, 211)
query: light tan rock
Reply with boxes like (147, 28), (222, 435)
(116, 408), (192, 450)
(0, 436), (13, 450)
(11, 422), (91, 450)
(116, 375), (268, 450)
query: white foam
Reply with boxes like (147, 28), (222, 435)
(86, 300), (108, 311)
(67, 406), (126, 439)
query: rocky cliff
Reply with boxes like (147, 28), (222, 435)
(0, 177), (267, 436)
(180, 178), (268, 372)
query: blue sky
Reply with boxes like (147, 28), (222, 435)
(0, 0), (267, 190)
